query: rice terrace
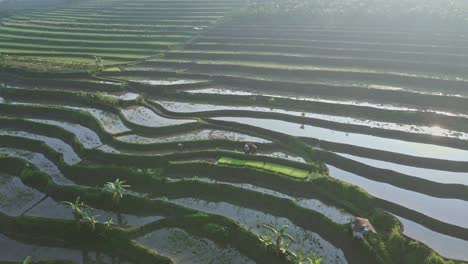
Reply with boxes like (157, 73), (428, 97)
(1, 0), (468, 263)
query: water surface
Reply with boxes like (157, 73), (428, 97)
(214, 117), (468, 161)
(170, 198), (348, 264)
(136, 228), (254, 264)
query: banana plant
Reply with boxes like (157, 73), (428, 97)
(263, 224), (296, 256)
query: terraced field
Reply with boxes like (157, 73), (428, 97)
(1, 0), (468, 264)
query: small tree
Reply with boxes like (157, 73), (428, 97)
(263, 224), (296, 256)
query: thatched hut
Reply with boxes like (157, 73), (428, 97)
(351, 217), (376, 240)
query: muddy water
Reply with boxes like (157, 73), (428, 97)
(170, 198), (348, 264)
(29, 119), (103, 149)
(327, 165), (468, 229)
(116, 129), (271, 144)
(157, 100), (468, 140)
(168, 177), (353, 224)
(136, 228), (255, 264)
(0, 148), (74, 185)
(214, 117), (468, 161)
(393, 215), (468, 261)
(122, 106), (194, 127)
(338, 153), (468, 186)
(0, 130), (81, 165)
(65, 106), (131, 134)
(187, 88), (468, 118)
(0, 173), (45, 216)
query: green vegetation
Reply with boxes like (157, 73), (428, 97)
(0, 0), (466, 263)
(218, 157), (317, 179)
(262, 224), (296, 256)
(103, 178), (130, 205)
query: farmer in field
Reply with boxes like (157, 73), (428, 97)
(244, 143), (258, 155)
(177, 143), (184, 151)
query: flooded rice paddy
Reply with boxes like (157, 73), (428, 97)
(157, 100), (468, 140)
(170, 198), (348, 264)
(122, 106), (195, 127)
(136, 228), (255, 264)
(116, 129), (270, 144)
(214, 117), (468, 161)
(2, 3), (468, 262)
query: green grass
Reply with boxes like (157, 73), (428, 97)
(0, 41), (157, 53)
(0, 26), (189, 39)
(217, 157), (319, 180)
(0, 49), (148, 60)
(0, 32), (177, 45)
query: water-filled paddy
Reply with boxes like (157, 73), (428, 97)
(170, 198), (348, 264)
(131, 79), (201, 85)
(27, 197), (164, 227)
(29, 119), (103, 149)
(0, 130), (81, 165)
(0, 173), (45, 216)
(327, 165), (468, 229)
(394, 215), (468, 261)
(338, 153), (468, 185)
(65, 106), (131, 134)
(157, 100), (468, 140)
(187, 88), (468, 118)
(116, 129), (270, 144)
(168, 177), (353, 224)
(136, 228), (255, 264)
(109, 92), (140, 101)
(214, 117), (468, 161)
(122, 106), (194, 127)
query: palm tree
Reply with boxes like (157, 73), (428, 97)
(263, 224), (296, 256)
(103, 179), (130, 205)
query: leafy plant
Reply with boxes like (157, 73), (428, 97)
(23, 256), (32, 264)
(290, 250), (323, 264)
(104, 218), (115, 229)
(263, 224), (296, 256)
(82, 214), (99, 232)
(104, 179), (130, 205)
(62, 197), (98, 232)
(0, 53), (8, 68)
(62, 196), (91, 220)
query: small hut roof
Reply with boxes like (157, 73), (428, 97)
(352, 217), (376, 233)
